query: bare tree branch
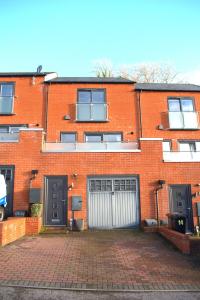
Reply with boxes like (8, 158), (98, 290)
(93, 59), (114, 77)
(119, 63), (178, 83)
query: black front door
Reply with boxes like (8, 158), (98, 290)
(0, 165), (14, 217)
(169, 185), (193, 233)
(45, 176), (67, 226)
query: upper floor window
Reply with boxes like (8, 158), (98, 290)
(0, 83), (14, 114)
(168, 97), (198, 129)
(76, 89), (107, 122)
(85, 132), (122, 142)
(168, 98), (194, 112)
(0, 124), (27, 142)
(60, 132), (76, 143)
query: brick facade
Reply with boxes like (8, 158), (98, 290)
(0, 73), (200, 230)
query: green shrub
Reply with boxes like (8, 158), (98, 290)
(31, 203), (43, 217)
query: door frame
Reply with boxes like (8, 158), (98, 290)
(0, 165), (15, 217)
(44, 175), (68, 226)
(169, 184), (194, 232)
(87, 174), (140, 229)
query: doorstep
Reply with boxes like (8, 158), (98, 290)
(41, 226), (69, 234)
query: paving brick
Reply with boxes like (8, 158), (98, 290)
(0, 231), (199, 290)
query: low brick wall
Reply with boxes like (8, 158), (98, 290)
(0, 217), (42, 246)
(143, 226), (159, 233)
(159, 226), (190, 254)
(0, 218), (26, 246)
(25, 217), (42, 235)
(190, 237), (200, 256)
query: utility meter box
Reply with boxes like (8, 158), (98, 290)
(72, 196), (82, 211)
(29, 188), (41, 204)
(197, 202), (200, 217)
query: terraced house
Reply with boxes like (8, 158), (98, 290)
(0, 71), (200, 233)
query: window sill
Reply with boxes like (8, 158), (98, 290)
(75, 119), (109, 123)
(168, 128), (199, 131)
(0, 113), (16, 116)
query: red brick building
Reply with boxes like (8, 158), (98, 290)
(0, 72), (200, 232)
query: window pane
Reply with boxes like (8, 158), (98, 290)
(168, 112), (183, 128)
(1, 84), (13, 97)
(179, 143), (191, 151)
(61, 133), (76, 143)
(0, 97), (13, 113)
(77, 104), (90, 120)
(183, 112), (198, 128)
(103, 134), (122, 142)
(0, 127), (8, 133)
(181, 99), (194, 112)
(85, 134), (102, 142)
(95, 180), (101, 191)
(189, 143), (196, 152)
(106, 180), (112, 191)
(162, 141), (171, 151)
(180, 142), (196, 152)
(92, 90), (105, 103)
(78, 91), (91, 103)
(91, 104), (106, 120)
(168, 99), (180, 111)
(196, 142), (200, 151)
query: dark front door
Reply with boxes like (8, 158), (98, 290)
(169, 185), (193, 233)
(45, 176), (67, 226)
(0, 165), (14, 217)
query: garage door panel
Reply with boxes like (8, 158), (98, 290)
(113, 192), (137, 228)
(88, 177), (139, 229)
(88, 192), (112, 228)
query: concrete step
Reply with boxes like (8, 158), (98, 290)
(41, 226), (69, 234)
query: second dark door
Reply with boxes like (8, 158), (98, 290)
(169, 184), (193, 233)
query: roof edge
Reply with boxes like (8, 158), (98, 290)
(0, 72), (56, 77)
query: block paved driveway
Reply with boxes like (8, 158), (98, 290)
(0, 230), (200, 291)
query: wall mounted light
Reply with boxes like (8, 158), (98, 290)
(31, 169), (39, 180)
(72, 173), (78, 179)
(68, 182), (74, 191)
(158, 180), (166, 189)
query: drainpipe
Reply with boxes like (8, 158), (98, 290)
(155, 187), (161, 226)
(155, 180), (166, 226)
(44, 83), (49, 142)
(137, 90), (143, 138)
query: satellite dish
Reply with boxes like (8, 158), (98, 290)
(37, 65), (42, 73)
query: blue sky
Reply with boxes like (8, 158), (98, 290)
(0, 0), (200, 78)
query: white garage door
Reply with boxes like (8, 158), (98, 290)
(88, 177), (139, 229)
